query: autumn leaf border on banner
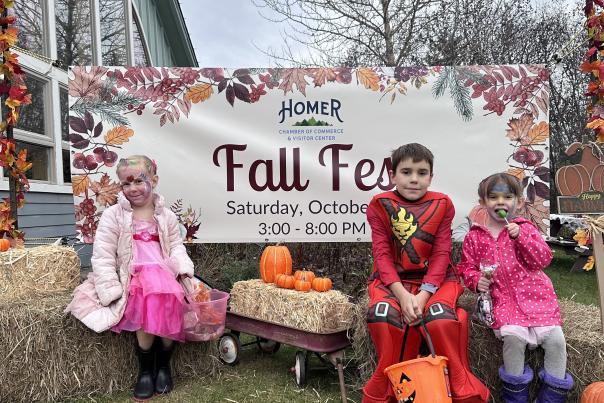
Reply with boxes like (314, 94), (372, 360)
(0, 3), (32, 242)
(69, 65), (549, 242)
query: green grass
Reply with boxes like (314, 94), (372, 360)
(547, 248), (599, 306)
(65, 335), (362, 403)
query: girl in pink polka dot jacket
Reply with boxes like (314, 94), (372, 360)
(457, 173), (573, 403)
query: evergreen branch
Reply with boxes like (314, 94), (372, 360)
(71, 100), (130, 126)
(431, 66), (451, 98)
(455, 67), (489, 86)
(450, 70), (474, 121)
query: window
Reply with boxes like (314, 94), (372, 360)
(13, 0), (46, 55)
(3, 141), (50, 181)
(60, 88), (69, 141)
(132, 10), (150, 66)
(62, 149), (71, 183)
(100, 0), (127, 65)
(55, 0), (93, 67)
(17, 74), (46, 136)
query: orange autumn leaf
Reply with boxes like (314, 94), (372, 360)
(507, 167), (525, 181)
(356, 68), (380, 91)
(0, 27), (18, 47)
(89, 174), (120, 206)
(587, 118), (604, 130)
(72, 175), (89, 196)
(523, 121), (549, 145)
(523, 196), (549, 234)
(506, 113), (533, 142)
(104, 126), (134, 145)
(313, 68), (337, 87)
(185, 83), (213, 104)
(15, 149), (31, 172)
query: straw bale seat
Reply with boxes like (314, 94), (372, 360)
(350, 290), (603, 402)
(0, 293), (217, 402)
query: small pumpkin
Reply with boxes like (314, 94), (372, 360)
(259, 244), (292, 283)
(312, 276), (333, 292)
(294, 279), (312, 292)
(582, 381), (604, 403)
(293, 270), (315, 283)
(275, 273), (295, 289)
(0, 238), (10, 252)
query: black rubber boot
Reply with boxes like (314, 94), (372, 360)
(134, 345), (155, 401)
(155, 343), (174, 394)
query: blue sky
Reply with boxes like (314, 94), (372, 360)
(179, 0), (301, 67)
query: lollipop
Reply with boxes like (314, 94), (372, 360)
(497, 209), (510, 225)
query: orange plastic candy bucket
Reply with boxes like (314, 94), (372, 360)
(384, 319), (452, 402)
(384, 354), (451, 402)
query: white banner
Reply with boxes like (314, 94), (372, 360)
(69, 66), (550, 243)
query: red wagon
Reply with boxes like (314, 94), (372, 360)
(218, 311), (351, 403)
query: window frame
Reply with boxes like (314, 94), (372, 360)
(0, 0), (150, 193)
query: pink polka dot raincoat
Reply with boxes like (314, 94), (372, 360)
(457, 217), (561, 329)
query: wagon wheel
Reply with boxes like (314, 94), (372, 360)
(294, 351), (309, 387)
(218, 333), (240, 365)
(256, 337), (281, 354)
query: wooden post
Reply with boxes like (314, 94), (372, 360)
(592, 231), (604, 335)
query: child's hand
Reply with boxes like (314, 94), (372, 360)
(399, 292), (422, 325)
(476, 275), (493, 293)
(506, 222), (520, 239)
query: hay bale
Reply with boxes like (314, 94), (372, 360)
(229, 279), (355, 333)
(351, 290), (603, 402)
(0, 245), (80, 301)
(0, 293), (217, 402)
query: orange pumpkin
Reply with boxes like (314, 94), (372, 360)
(312, 277), (333, 292)
(259, 245), (292, 283)
(275, 273), (295, 289)
(293, 270), (315, 283)
(582, 381), (604, 403)
(0, 238), (10, 252)
(294, 279), (312, 292)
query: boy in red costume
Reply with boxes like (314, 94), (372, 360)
(363, 143), (490, 403)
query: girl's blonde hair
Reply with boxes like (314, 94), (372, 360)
(478, 172), (523, 200)
(116, 155), (157, 176)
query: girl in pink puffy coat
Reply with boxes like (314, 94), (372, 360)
(457, 173), (573, 403)
(66, 155), (193, 401)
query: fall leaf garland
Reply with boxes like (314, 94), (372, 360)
(0, 0), (32, 241)
(583, 0), (604, 141)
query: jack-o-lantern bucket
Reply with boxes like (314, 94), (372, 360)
(384, 355), (451, 403)
(384, 320), (452, 403)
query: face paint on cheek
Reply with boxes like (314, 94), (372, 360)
(138, 173), (153, 198)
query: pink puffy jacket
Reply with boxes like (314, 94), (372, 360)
(457, 217), (561, 329)
(65, 192), (194, 332)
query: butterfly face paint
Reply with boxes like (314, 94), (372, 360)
(118, 165), (156, 207)
(483, 181), (520, 223)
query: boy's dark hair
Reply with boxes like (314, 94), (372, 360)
(391, 143), (434, 173)
(478, 172), (523, 200)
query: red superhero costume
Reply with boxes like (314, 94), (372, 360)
(363, 190), (490, 403)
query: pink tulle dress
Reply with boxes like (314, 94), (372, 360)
(112, 218), (185, 341)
